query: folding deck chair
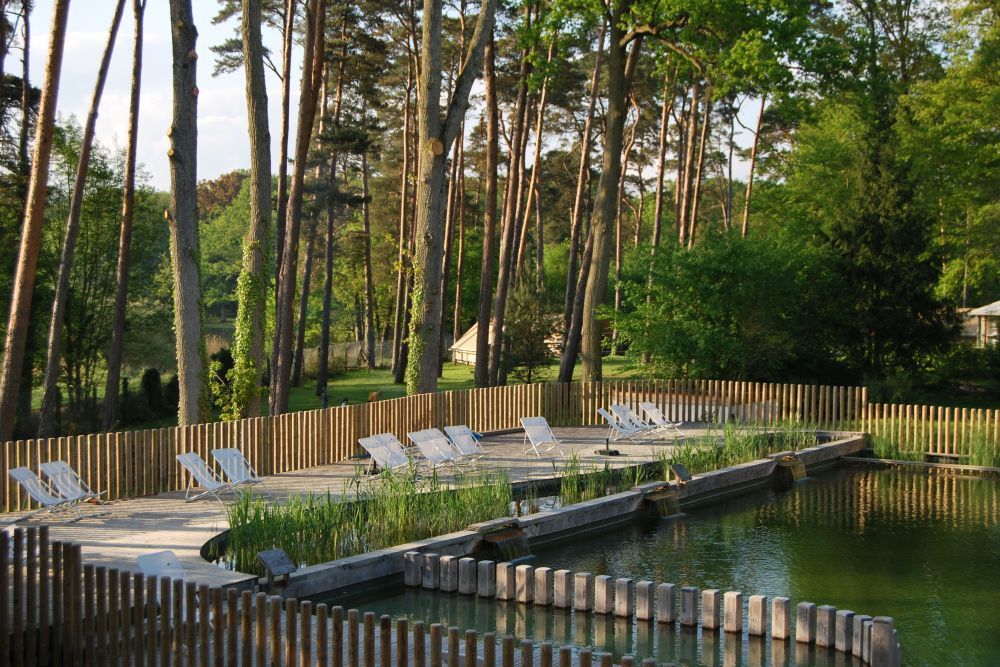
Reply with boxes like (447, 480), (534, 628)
(358, 435), (412, 474)
(598, 407), (652, 443)
(7, 467), (85, 520)
(39, 461), (106, 503)
(519, 417), (564, 457)
(407, 429), (471, 470)
(211, 448), (266, 490)
(443, 425), (488, 462)
(176, 452), (235, 502)
(638, 402), (686, 440)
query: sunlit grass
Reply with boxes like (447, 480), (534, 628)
(220, 467), (513, 576)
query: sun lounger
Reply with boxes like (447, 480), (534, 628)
(358, 434), (412, 473)
(519, 416), (564, 457)
(598, 407), (650, 443)
(7, 467), (85, 520)
(138, 549), (186, 580)
(443, 425), (488, 462)
(39, 460), (106, 503)
(176, 452), (235, 502)
(211, 448), (266, 489)
(407, 428), (471, 469)
(638, 402), (686, 440)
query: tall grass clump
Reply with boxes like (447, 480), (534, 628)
(966, 427), (1000, 468)
(557, 455), (659, 506)
(664, 419), (819, 476)
(222, 469), (513, 576)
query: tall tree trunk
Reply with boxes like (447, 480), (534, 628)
(166, 0), (208, 426)
(390, 64), (414, 378)
(270, 0), (325, 415)
(404, 0), (496, 394)
(218, 0), (272, 420)
(557, 224), (595, 382)
(438, 123), (461, 375)
(611, 116), (637, 355)
(487, 3), (531, 385)
(579, 7), (637, 382)
(316, 155), (337, 396)
(34, 0), (125, 437)
(291, 212), (318, 387)
(274, 0), (296, 288)
(677, 80), (700, 247)
(17, 4), (29, 187)
(686, 81), (712, 248)
(451, 124), (466, 345)
(362, 152), (376, 369)
(515, 40), (553, 282)
(0, 0), (69, 443)
(102, 0), (146, 429)
(474, 36), (498, 388)
(741, 93), (766, 238)
(562, 20), (605, 347)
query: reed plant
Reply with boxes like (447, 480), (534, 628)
(556, 455), (660, 506)
(664, 418), (819, 475)
(222, 468), (513, 576)
(966, 427), (1000, 468)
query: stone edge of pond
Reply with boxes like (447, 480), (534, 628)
(278, 432), (865, 600)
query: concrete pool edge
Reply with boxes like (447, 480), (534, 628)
(280, 432), (865, 600)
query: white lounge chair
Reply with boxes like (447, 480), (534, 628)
(638, 402), (686, 440)
(138, 549), (186, 580)
(598, 407), (650, 443)
(610, 404), (655, 434)
(176, 452), (235, 502)
(358, 435), (412, 473)
(407, 428), (469, 470)
(7, 467), (84, 520)
(519, 417), (564, 457)
(211, 448), (266, 490)
(443, 425), (488, 462)
(39, 461), (106, 503)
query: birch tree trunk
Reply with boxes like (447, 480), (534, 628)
(404, 0), (496, 394)
(270, 0), (325, 415)
(474, 36), (498, 388)
(0, 0), (70, 442)
(166, 0), (209, 426)
(35, 0), (125, 437)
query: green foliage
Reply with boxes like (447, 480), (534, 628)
(503, 283), (556, 384)
(613, 229), (847, 381)
(222, 239), (269, 421)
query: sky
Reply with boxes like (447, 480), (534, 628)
(26, 1), (758, 194)
(28, 1), (304, 191)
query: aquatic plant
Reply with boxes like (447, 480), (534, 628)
(966, 427), (1000, 468)
(222, 468), (513, 576)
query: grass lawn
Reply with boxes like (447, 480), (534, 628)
(286, 356), (641, 412)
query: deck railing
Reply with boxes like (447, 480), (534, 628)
(0, 378), (997, 512)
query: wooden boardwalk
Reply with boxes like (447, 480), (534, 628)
(1, 426), (697, 589)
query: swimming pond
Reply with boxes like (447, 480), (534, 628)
(329, 466), (1000, 666)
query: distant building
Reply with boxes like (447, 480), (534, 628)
(450, 323), (489, 365)
(969, 300), (1000, 347)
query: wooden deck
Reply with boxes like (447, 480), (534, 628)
(1, 425), (700, 589)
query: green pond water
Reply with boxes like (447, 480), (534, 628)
(329, 466), (1000, 666)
